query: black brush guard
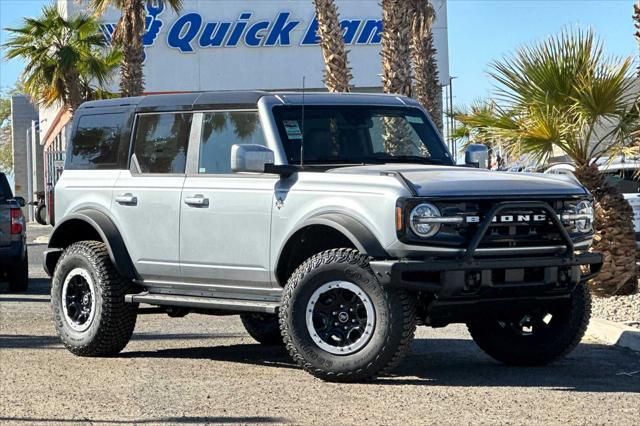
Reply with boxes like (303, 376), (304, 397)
(370, 202), (602, 317)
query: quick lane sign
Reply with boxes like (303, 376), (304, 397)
(100, 0), (382, 54)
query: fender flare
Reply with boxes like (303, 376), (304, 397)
(45, 209), (138, 280)
(277, 212), (389, 267)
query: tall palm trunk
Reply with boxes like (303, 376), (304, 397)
(381, 0), (414, 154)
(65, 70), (84, 113)
(381, 0), (413, 97)
(313, 0), (352, 93)
(411, 0), (443, 132)
(114, 0), (146, 97)
(635, 2), (640, 76)
(574, 164), (638, 296)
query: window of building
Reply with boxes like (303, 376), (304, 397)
(198, 111), (265, 174)
(133, 113), (192, 174)
(70, 113), (126, 169)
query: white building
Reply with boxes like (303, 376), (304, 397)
(39, 0), (450, 181)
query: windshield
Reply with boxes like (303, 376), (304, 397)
(272, 105), (453, 166)
(603, 169), (640, 194)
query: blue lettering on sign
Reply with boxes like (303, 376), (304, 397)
(101, 1), (384, 53)
(167, 12), (202, 52)
(264, 13), (300, 46)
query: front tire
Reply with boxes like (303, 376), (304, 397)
(240, 313), (283, 345)
(8, 252), (29, 292)
(51, 241), (137, 356)
(467, 283), (591, 366)
(279, 249), (416, 382)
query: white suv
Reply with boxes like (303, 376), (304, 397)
(45, 92), (602, 382)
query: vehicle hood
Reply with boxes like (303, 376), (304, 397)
(330, 164), (588, 197)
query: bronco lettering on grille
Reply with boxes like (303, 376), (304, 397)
(465, 214), (547, 224)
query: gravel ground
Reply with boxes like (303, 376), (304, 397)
(0, 224), (638, 425)
(592, 290), (640, 329)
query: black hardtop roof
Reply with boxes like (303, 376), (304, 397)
(77, 91), (418, 113)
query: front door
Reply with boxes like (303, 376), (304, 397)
(111, 111), (193, 282)
(179, 111), (277, 296)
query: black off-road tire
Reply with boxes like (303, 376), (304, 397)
(8, 252), (29, 292)
(51, 241), (137, 357)
(279, 249), (416, 382)
(35, 204), (47, 225)
(467, 283), (591, 366)
(240, 313), (283, 345)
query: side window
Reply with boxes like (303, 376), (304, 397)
(70, 113), (126, 169)
(133, 113), (192, 174)
(199, 111), (265, 174)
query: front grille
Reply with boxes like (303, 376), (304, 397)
(435, 200), (577, 250)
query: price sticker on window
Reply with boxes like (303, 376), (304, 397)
(283, 120), (302, 140)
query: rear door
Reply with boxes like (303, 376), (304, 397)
(110, 111), (193, 282)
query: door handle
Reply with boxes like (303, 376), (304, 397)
(184, 195), (209, 207)
(115, 193), (138, 206)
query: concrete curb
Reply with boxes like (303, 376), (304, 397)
(586, 318), (640, 353)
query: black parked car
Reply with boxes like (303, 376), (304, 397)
(0, 172), (28, 291)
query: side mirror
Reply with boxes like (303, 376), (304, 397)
(13, 196), (26, 207)
(231, 144), (275, 174)
(465, 144), (489, 169)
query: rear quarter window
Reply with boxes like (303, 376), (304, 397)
(68, 112), (129, 169)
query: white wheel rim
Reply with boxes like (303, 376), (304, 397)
(305, 281), (376, 356)
(61, 268), (97, 332)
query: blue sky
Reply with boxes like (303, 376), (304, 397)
(1, 0), (638, 107)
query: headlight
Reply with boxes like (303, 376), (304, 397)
(409, 203), (442, 238)
(562, 200), (594, 233)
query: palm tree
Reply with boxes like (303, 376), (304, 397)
(454, 30), (639, 296)
(381, 0), (413, 97)
(411, 0), (442, 131)
(380, 0), (414, 154)
(635, 1), (640, 75)
(90, 0), (183, 97)
(313, 0), (352, 93)
(3, 5), (121, 113)
(452, 100), (515, 169)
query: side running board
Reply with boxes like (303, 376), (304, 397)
(125, 292), (279, 314)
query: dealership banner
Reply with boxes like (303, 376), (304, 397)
(65, 0), (450, 92)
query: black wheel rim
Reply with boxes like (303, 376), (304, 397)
(61, 268), (96, 332)
(306, 281), (375, 355)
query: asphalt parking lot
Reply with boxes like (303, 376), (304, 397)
(0, 225), (639, 425)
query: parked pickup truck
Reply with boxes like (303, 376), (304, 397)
(45, 92), (601, 382)
(0, 172), (28, 291)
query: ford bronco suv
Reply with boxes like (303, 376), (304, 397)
(45, 92), (602, 382)
(1, 172), (28, 292)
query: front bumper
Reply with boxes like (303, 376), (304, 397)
(370, 252), (602, 325)
(370, 252), (602, 293)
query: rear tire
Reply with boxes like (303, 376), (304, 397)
(279, 249), (416, 382)
(467, 283), (591, 366)
(51, 241), (137, 356)
(240, 313), (283, 345)
(8, 252), (29, 292)
(35, 204), (47, 225)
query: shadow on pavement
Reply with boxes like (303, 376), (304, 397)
(0, 416), (286, 424)
(0, 332), (248, 350)
(123, 343), (297, 370)
(0, 278), (51, 296)
(122, 338), (640, 392)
